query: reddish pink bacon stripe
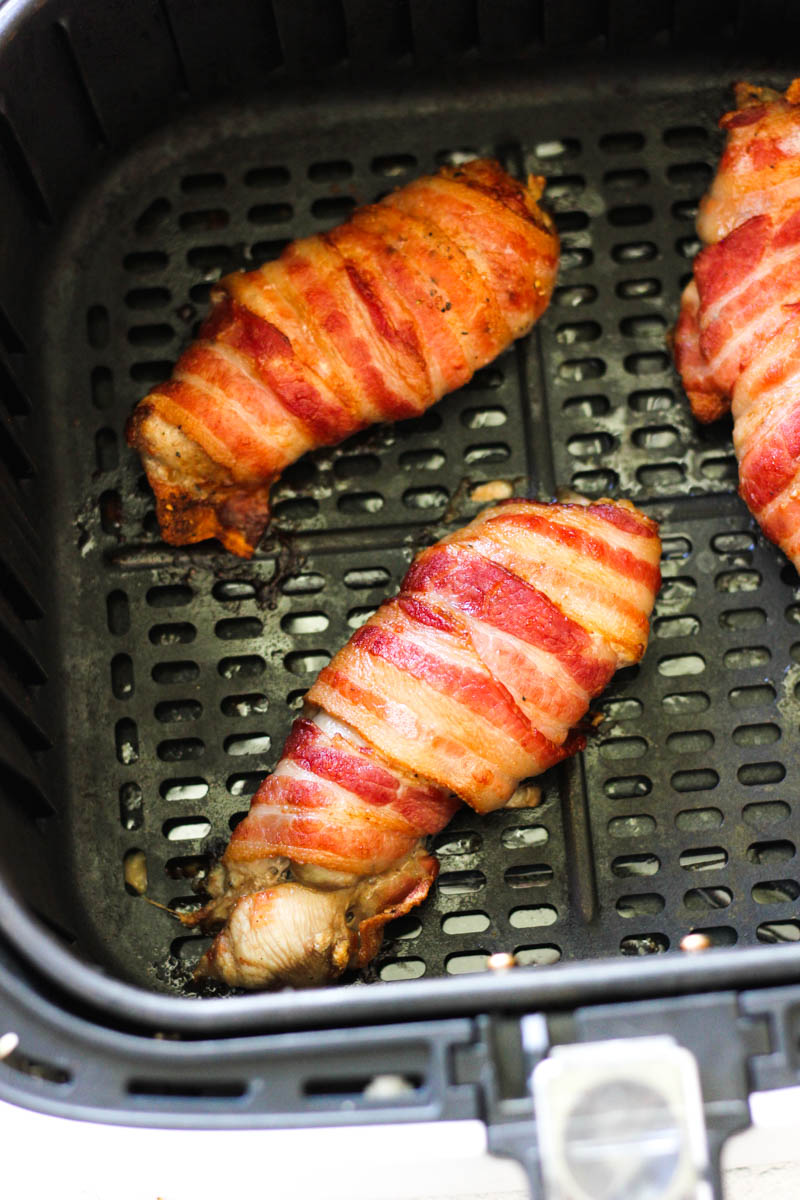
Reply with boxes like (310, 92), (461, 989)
(197, 498), (660, 989)
(128, 159), (558, 556)
(673, 79), (800, 569)
(403, 542), (614, 694)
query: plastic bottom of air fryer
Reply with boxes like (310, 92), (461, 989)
(26, 62), (800, 1001)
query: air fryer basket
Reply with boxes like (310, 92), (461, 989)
(3, 0), (800, 1056)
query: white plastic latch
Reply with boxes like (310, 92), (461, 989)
(527, 1032), (711, 1200)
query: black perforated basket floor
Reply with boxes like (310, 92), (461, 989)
(34, 67), (800, 994)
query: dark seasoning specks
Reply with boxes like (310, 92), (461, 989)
(38, 75), (800, 992)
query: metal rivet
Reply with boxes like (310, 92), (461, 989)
(680, 933), (711, 953)
(0, 1032), (19, 1059)
(487, 952), (517, 971)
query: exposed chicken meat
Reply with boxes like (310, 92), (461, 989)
(190, 497), (661, 990)
(127, 159), (558, 558)
(673, 79), (800, 568)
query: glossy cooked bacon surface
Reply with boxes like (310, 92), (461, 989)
(193, 498), (661, 989)
(673, 80), (800, 568)
(127, 160), (558, 558)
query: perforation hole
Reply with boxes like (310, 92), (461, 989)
(534, 138), (581, 159)
(677, 235), (702, 258)
(160, 779), (208, 803)
(106, 590), (130, 636)
(461, 407), (509, 433)
(604, 167), (649, 188)
(399, 448), (447, 470)
(403, 487), (448, 510)
(149, 623), (196, 646)
(675, 808), (723, 832)
(599, 736), (648, 761)
(227, 772), (263, 797)
(154, 699), (202, 723)
(380, 958), (426, 981)
(501, 825), (549, 850)
(690, 926), (737, 947)
(561, 247), (594, 271)
(620, 933), (668, 955)
(658, 654), (705, 677)
(100, 489), (123, 535)
(163, 816), (211, 842)
(218, 655), (265, 680)
(339, 492), (384, 514)
(509, 905), (557, 929)
(748, 840), (796, 865)
(571, 468), (618, 495)
(733, 723), (780, 747)
(214, 617), (263, 641)
(680, 846), (727, 872)
(347, 606), (376, 629)
(504, 864), (554, 888)
(115, 718), (138, 765)
(757, 921), (800, 944)
(667, 730), (713, 755)
(752, 879), (800, 905)
(344, 567), (390, 590)
(433, 831), (482, 856)
(157, 738), (204, 763)
(91, 366), (114, 410)
(724, 646), (770, 670)
(611, 854), (659, 878)
(672, 768), (719, 793)
(612, 241), (657, 264)
(438, 870), (486, 895)
(629, 388), (673, 412)
(119, 783), (143, 831)
(729, 683), (775, 709)
(720, 607), (765, 632)
(515, 945), (561, 966)
(111, 654), (134, 699)
(626, 352), (670, 376)
(600, 698), (644, 721)
(616, 893), (664, 918)
(558, 357), (605, 382)
(617, 278), (661, 300)
(563, 395), (610, 419)
(285, 650), (331, 676)
(545, 175), (586, 201)
(153, 661), (199, 685)
(684, 887), (732, 911)
(743, 801), (790, 829)
(608, 815), (656, 838)
(224, 733), (271, 757)
(441, 912), (490, 935)
(661, 691), (709, 716)
(604, 776), (651, 800)
(372, 153), (417, 176)
(654, 615), (700, 639)
(554, 284), (597, 307)
(621, 315), (668, 341)
(282, 573), (326, 596)
(738, 762), (786, 786)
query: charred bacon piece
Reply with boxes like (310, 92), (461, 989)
(127, 160), (558, 558)
(190, 497), (661, 989)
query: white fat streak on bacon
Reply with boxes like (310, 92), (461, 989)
(209, 340), (316, 450)
(308, 662), (521, 812)
(223, 268), (362, 423)
(698, 241), (800, 391)
(732, 320), (800, 451)
(285, 237), (424, 418)
(449, 522), (652, 662)
(456, 616), (592, 743)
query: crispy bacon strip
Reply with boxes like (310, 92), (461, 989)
(127, 160), (558, 558)
(191, 497), (661, 989)
(673, 79), (800, 569)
